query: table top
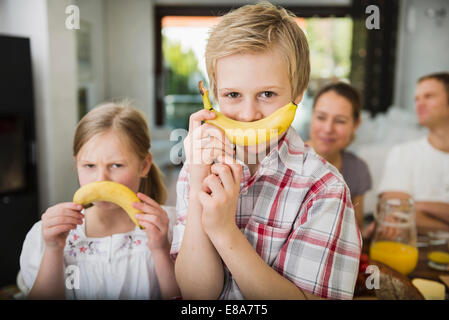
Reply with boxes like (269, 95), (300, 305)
(355, 237), (449, 299)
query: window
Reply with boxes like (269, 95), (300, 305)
(155, 1), (399, 136)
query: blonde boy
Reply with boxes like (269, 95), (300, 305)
(171, 2), (361, 300)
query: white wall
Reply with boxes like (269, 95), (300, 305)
(104, 0), (156, 128)
(75, 0), (107, 108)
(0, 0), (78, 214)
(394, 0), (449, 111)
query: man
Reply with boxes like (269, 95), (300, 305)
(378, 72), (449, 234)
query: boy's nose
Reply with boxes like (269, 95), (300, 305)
(237, 100), (263, 122)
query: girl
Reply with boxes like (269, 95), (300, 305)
(19, 101), (180, 299)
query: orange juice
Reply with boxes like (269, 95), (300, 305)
(369, 241), (418, 275)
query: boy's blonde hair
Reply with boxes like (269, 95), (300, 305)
(73, 100), (167, 205)
(205, 1), (310, 101)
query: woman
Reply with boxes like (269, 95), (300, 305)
(307, 82), (372, 237)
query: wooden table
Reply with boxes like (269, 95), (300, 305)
(355, 237), (449, 299)
(409, 244), (449, 282)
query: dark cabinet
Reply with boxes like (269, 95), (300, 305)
(0, 35), (39, 287)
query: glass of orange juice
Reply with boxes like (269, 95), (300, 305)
(369, 197), (418, 275)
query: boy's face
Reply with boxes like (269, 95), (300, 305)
(215, 48), (297, 121)
(215, 48), (300, 156)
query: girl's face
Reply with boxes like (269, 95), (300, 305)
(309, 90), (360, 157)
(215, 48), (302, 157)
(76, 130), (151, 210)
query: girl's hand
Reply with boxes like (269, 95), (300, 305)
(198, 163), (242, 238)
(41, 202), (84, 250)
(133, 192), (171, 252)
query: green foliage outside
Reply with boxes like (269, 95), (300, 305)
(305, 17), (353, 80)
(162, 35), (205, 95)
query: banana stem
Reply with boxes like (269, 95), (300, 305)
(198, 80), (213, 111)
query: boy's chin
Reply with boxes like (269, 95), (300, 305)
(235, 136), (281, 163)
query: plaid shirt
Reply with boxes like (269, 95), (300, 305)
(171, 127), (362, 300)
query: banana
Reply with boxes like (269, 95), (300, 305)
(73, 181), (143, 229)
(198, 80), (297, 146)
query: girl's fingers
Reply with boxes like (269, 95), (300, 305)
(139, 220), (159, 234)
(59, 202), (84, 211)
(44, 215), (83, 228)
(44, 224), (78, 237)
(135, 213), (166, 232)
(44, 211), (84, 222)
(136, 193), (162, 210)
(45, 203), (83, 217)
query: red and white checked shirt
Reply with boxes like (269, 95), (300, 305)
(170, 127), (362, 300)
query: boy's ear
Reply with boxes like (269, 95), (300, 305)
(294, 92), (305, 105)
(141, 154), (152, 177)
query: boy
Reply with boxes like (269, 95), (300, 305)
(171, 2), (361, 300)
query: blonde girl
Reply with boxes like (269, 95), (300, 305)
(20, 101), (180, 299)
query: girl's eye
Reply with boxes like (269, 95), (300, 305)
(84, 164), (94, 169)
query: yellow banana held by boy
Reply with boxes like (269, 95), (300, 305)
(198, 81), (297, 146)
(73, 181), (143, 229)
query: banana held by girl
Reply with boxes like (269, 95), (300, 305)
(73, 181), (144, 229)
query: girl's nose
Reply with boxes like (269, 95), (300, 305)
(96, 167), (110, 182)
(238, 99), (263, 122)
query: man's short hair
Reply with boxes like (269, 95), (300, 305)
(418, 72), (449, 103)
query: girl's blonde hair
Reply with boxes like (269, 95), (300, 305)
(73, 100), (167, 205)
(205, 1), (310, 101)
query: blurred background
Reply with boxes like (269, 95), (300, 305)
(0, 0), (448, 291)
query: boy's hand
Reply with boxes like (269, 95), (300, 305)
(133, 192), (170, 252)
(184, 109), (235, 190)
(198, 163), (242, 238)
(41, 203), (84, 250)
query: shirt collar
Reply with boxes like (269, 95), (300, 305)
(238, 127), (305, 187)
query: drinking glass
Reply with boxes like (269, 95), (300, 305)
(369, 197), (418, 275)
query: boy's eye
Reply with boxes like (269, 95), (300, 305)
(226, 92), (240, 99)
(261, 91), (275, 98)
(84, 164), (95, 169)
(111, 164), (123, 168)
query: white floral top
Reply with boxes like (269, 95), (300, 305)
(19, 206), (176, 300)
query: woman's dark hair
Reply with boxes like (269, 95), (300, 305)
(313, 82), (362, 122)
